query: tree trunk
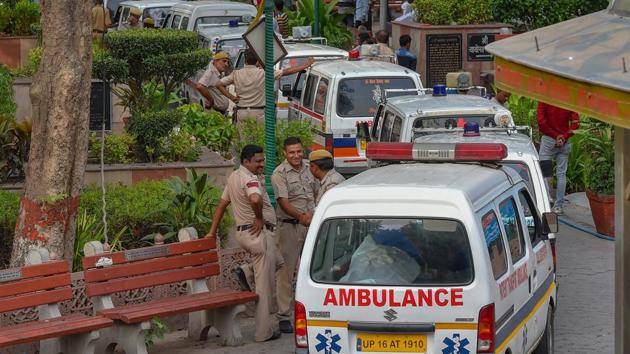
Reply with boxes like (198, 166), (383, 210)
(11, 0), (92, 266)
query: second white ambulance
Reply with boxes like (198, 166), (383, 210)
(295, 141), (558, 354)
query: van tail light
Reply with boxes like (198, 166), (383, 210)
(477, 303), (495, 353)
(295, 301), (308, 348)
(551, 240), (557, 272)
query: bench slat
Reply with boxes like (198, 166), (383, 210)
(82, 238), (217, 269)
(0, 287), (73, 314)
(0, 261), (68, 285)
(84, 251), (218, 283)
(98, 290), (257, 323)
(86, 263), (220, 297)
(0, 314), (112, 347)
(0, 273), (71, 298)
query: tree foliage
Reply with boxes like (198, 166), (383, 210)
(286, 0), (353, 49)
(93, 29), (212, 114)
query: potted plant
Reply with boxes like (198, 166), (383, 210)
(578, 119), (615, 236)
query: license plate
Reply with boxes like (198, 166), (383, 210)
(356, 333), (427, 352)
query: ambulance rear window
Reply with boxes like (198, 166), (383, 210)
(310, 218), (473, 286)
(337, 77), (416, 117)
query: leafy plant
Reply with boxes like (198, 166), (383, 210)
(507, 94), (540, 142)
(11, 0), (40, 36)
(0, 3), (11, 35)
(94, 29), (212, 115)
(413, 0), (493, 25)
(286, 0), (353, 49)
(126, 109), (183, 162)
(0, 190), (19, 268)
(0, 116), (31, 182)
(89, 132), (136, 164)
(234, 118), (314, 164)
(0, 65), (15, 118)
(574, 119), (614, 195)
(146, 169), (232, 243)
(73, 210), (125, 272)
(178, 103), (235, 158)
(145, 317), (168, 347)
(157, 129), (201, 163)
(565, 123), (588, 194)
(493, 0), (609, 32)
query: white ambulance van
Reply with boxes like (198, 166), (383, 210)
(285, 59), (423, 175)
(295, 141), (558, 354)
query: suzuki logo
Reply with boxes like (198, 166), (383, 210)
(383, 308), (398, 322)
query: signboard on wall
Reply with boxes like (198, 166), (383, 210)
(425, 34), (462, 87)
(467, 33), (496, 61)
(89, 80), (111, 131)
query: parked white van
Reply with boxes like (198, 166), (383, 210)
(113, 0), (181, 30)
(295, 141), (558, 354)
(162, 1), (256, 32)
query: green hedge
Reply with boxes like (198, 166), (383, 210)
(0, 190), (20, 268)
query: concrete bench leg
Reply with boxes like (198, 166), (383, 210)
(213, 304), (246, 346)
(39, 330), (100, 354)
(94, 322), (150, 354)
(188, 309), (214, 341)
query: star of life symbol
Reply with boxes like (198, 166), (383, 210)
(481, 35), (489, 45)
(315, 329), (342, 354)
(442, 333), (470, 354)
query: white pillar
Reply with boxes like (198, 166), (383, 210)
(615, 126), (630, 354)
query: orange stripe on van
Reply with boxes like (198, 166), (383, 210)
(333, 147), (358, 158)
(307, 320), (478, 330)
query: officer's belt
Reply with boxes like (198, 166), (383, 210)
(236, 223), (275, 232)
(281, 219), (299, 225)
(235, 106), (265, 110)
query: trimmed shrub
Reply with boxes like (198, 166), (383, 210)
(12, 0), (40, 36)
(126, 109), (183, 161)
(89, 132), (136, 164)
(0, 190), (20, 268)
(0, 3), (11, 34)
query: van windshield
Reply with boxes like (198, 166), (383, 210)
(279, 56), (344, 87)
(337, 77), (416, 117)
(143, 7), (169, 27)
(195, 16), (243, 29)
(412, 115), (496, 134)
(310, 218), (473, 285)
(218, 38), (246, 61)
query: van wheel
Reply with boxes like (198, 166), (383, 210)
(534, 307), (554, 354)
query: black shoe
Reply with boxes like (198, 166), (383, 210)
(233, 266), (251, 291)
(279, 320), (294, 333)
(265, 329), (282, 341)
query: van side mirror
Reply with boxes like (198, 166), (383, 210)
(541, 212), (558, 235)
(281, 84), (292, 97)
(539, 160), (553, 178)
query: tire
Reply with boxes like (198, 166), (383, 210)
(534, 306), (554, 354)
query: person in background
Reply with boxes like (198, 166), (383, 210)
(218, 49), (314, 123)
(400, 0), (414, 15)
(396, 34), (417, 70)
(196, 51), (232, 115)
(308, 150), (346, 205)
(208, 145), (284, 342)
(121, 7), (142, 29)
(375, 30), (395, 57)
(143, 17), (155, 28)
(270, 137), (317, 334)
(92, 0), (112, 43)
(537, 102), (580, 215)
(273, 0), (290, 38)
(355, 0), (368, 27)
(491, 89), (511, 108)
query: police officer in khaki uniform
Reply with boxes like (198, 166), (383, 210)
(196, 51), (232, 114)
(270, 137), (318, 333)
(309, 150), (346, 204)
(208, 145), (284, 342)
(217, 49), (315, 123)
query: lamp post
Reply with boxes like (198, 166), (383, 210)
(314, 0), (320, 36)
(264, 0), (277, 204)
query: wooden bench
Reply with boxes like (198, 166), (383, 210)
(82, 237), (258, 354)
(0, 248), (112, 354)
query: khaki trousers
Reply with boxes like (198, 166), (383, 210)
(275, 222), (308, 321)
(235, 108), (265, 124)
(235, 228), (284, 341)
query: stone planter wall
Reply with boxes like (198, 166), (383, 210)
(84, 149), (235, 188)
(0, 36), (37, 69)
(391, 22), (512, 87)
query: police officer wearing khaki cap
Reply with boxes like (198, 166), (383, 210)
(309, 150), (345, 204)
(270, 137), (318, 333)
(217, 49), (315, 123)
(208, 145), (285, 342)
(196, 51), (232, 114)
(121, 7), (142, 29)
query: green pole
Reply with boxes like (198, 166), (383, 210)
(314, 0), (320, 36)
(264, 0), (277, 205)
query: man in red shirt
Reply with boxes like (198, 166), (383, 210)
(537, 102), (580, 214)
